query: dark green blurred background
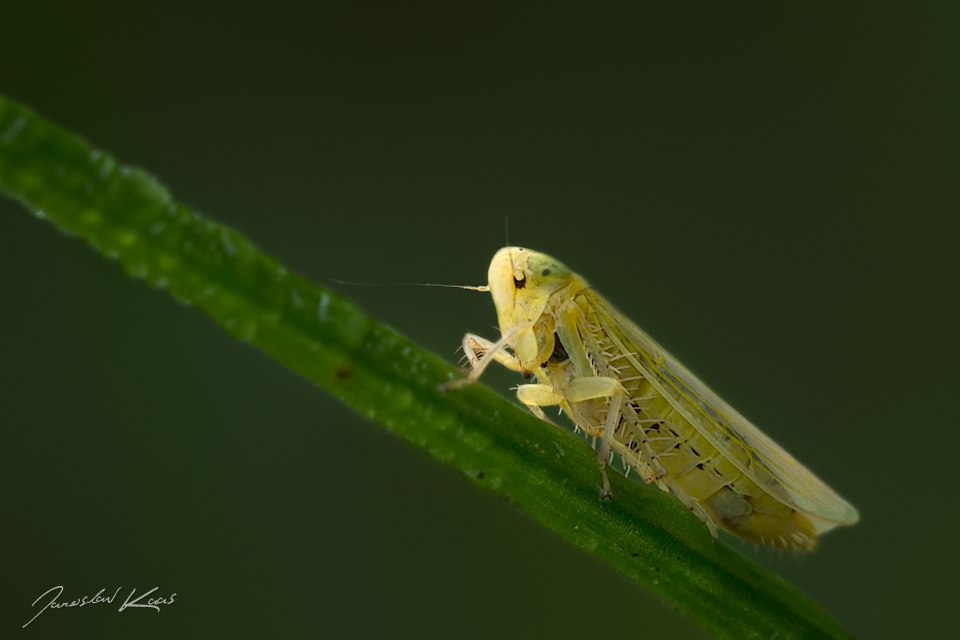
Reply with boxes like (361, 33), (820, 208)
(2, 3), (957, 638)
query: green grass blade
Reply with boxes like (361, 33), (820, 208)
(0, 94), (855, 640)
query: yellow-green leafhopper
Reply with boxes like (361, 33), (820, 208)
(452, 247), (859, 549)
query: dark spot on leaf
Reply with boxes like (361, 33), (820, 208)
(477, 471), (485, 479)
(631, 552), (639, 557)
(335, 366), (351, 380)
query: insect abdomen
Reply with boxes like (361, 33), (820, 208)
(626, 383), (817, 548)
(571, 292), (820, 548)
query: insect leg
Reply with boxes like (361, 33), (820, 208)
(551, 300), (626, 499)
(563, 376), (625, 501)
(461, 334), (524, 373)
(447, 325), (526, 390)
(516, 384), (565, 424)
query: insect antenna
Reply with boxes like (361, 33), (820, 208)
(331, 278), (489, 292)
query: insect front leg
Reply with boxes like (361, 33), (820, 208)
(462, 333), (520, 377)
(446, 329), (526, 391)
(461, 333), (524, 372)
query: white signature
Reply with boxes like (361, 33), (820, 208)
(23, 585), (176, 628)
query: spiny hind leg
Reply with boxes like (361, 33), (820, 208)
(563, 376), (625, 501)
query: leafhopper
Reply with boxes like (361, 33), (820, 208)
(452, 247), (859, 549)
